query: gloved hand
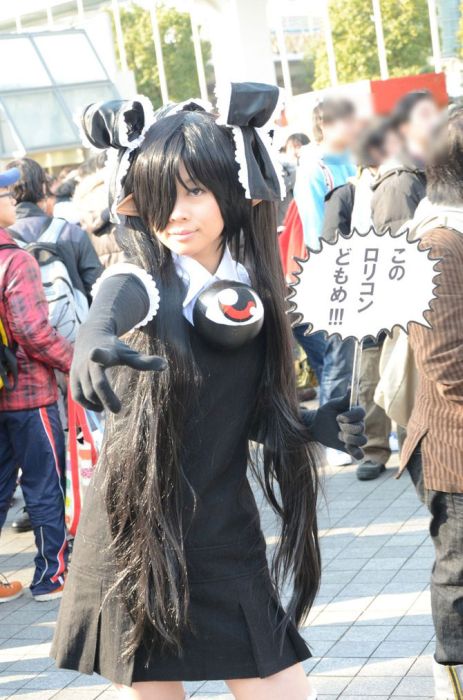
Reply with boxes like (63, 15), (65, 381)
(301, 391), (367, 461)
(71, 273), (166, 413)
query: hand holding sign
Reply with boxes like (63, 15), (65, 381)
(289, 228), (439, 406)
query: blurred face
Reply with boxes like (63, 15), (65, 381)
(0, 187), (16, 228)
(286, 138), (302, 163)
(322, 113), (360, 151)
(154, 164), (224, 273)
(401, 99), (440, 151)
(383, 128), (402, 159)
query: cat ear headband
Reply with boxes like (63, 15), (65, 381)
(80, 83), (285, 223)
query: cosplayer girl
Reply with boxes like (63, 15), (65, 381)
(51, 84), (366, 700)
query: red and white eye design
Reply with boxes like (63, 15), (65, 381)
(193, 280), (265, 348)
(217, 287), (258, 323)
(204, 285), (264, 327)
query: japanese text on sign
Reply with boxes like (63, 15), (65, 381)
(290, 229), (437, 342)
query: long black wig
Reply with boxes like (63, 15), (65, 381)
(99, 109), (321, 657)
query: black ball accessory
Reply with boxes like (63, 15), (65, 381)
(193, 280), (264, 349)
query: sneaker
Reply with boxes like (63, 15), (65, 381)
(32, 573), (66, 602)
(326, 447), (351, 467)
(356, 459), (386, 481)
(11, 507), (32, 533)
(33, 583), (65, 602)
(0, 574), (24, 603)
(433, 658), (463, 699)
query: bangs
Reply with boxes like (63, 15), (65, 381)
(130, 111), (241, 233)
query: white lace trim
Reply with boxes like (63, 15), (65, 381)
(117, 95), (156, 149)
(77, 100), (105, 150)
(214, 82), (286, 200)
(110, 150), (132, 223)
(215, 82), (252, 197)
(91, 263), (160, 329)
(214, 81), (232, 126)
(231, 126), (251, 199)
(76, 113), (97, 151)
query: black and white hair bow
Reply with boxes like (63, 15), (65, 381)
(79, 84), (284, 223)
(80, 95), (210, 223)
(215, 82), (286, 201)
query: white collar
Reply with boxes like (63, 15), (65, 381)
(173, 246), (250, 309)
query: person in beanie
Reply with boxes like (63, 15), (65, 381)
(0, 167), (73, 602)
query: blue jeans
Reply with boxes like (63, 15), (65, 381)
(0, 403), (68, 594)
(294, 325), (355, 405)
(292, 326), (326, 385)
(320, 335), (356, 406)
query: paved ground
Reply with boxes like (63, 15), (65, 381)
(0, 452), (435, 700)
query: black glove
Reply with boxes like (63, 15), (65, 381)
(71, 273), (166, 413)
(301, 391), (367, 461)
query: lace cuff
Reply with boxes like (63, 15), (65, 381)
(92, 262), (160, 328)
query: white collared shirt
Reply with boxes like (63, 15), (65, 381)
(92, 247), (250, 328)
(173, 246), (251, 324)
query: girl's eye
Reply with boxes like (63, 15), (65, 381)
(188, 187), (204, 197)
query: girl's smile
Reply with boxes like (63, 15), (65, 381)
(155, 164), (224, 274)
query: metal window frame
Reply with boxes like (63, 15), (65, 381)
(0, 28), (119, 155)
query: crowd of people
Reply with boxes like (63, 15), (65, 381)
(0, 81), (461, 699)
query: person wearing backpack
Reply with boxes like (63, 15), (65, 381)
(4, 158), (102, 533)
(0, 166), (73, 603)
(6, 158), (102, 305)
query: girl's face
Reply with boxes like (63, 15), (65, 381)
(154, 164), (224, 273)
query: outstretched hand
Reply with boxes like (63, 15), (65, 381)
(71, 333), (167, 414)
(312, 391), (367, 461)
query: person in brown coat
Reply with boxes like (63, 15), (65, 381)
(401, 109), (463, 700)
(73, 153), (125, 269)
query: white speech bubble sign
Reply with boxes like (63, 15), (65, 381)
(289, 228), (440, 342)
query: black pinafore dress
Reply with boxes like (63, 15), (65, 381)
(51, 319), (311, 685)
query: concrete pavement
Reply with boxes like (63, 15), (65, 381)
(0, 453), (436, 699)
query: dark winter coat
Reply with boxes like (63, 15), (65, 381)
(322, 182), (355, 242)
(371, 153), (426, 234)
(9, 202), (102, 302)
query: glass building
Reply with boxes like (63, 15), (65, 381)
(0, 28), (119, 166)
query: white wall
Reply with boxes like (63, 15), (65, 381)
(197, 0), (276, 85)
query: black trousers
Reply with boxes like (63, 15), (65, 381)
(408, 448), (463, 665)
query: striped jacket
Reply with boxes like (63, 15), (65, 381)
(401, 227), (463, 493)
(0, 229), (73, 411)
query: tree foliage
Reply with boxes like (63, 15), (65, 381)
(314, 0), (432, 89)
(114, 2), (213, 108)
